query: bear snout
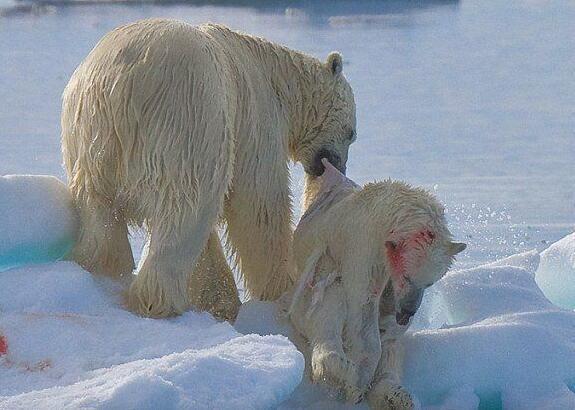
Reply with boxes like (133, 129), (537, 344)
(309, 148), (345, 176)
(395, 287), (424, 325)
(395, 310), (415, 326)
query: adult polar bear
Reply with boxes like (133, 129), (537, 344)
(61, 19), (357, 319)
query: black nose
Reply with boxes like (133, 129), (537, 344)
(395, 310), (416, 326)
(309, 149), (345, 177)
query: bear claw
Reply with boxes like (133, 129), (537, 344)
(367, 379), (414, 410)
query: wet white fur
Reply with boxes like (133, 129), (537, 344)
(61, 19), (356, 318)
(288, 162), (463, 407)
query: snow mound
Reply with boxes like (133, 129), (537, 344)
(536, 231), (575, 309)
(0, 263), (304, 409)
(481, 249), (540, 274)
(2, 335), (301, 410)
(0, 175), (78, 272)
(236, 301), (368, 410)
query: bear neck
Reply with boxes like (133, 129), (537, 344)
(256, 48), (331, 158)
(250, 48), (331, 156)
(218, 26), (332, 158)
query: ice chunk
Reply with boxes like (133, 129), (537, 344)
(536, 232), (575, 309)
(0, 175), (78, 272)
(411, 252), (547, 330)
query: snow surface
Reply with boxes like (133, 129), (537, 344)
(0, 175), (78, 272)
(536, 232), (575, 310)
(0, 263), (304, 409)
(3, 232), (575, 409)
(404, 252), (575, 409)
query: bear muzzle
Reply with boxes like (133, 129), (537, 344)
(308, 148), (346, 177)
(395, 287), (424, 326)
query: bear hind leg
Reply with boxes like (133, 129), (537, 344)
(188, 231), (241, 322)
(69, 201), (135, 279)
(128, 202), (220, 318)
(224, 182), (295, 301)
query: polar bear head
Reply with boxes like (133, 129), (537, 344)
(373, 185), (466, 325)
(294, 52), (356, 177)
(295, 160), (466, 304)
(328, 177), (465, 326)
(298, 162), (466, 324)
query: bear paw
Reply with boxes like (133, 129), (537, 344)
(127, 269), (189, 318)
(70, 237), (134, 279)
(311, 350), (364, 403)
(367, 379), (415, 410)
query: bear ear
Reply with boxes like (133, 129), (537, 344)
(448, 242), (467, 256)
(326, 52), (343, 76)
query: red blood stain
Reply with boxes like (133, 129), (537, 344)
(385, 241), (405, 278)
(0, 332), (51, 372)
(406, 230), (435, 248)
(386, 229), (436, 282)
(0, 334), (8, 356)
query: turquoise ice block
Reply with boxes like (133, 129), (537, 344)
(0, 175), (79, 271)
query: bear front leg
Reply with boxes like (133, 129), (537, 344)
(70, 201), (134, 279)
(305, 282), (364, 403)
(225, 171), (295, 301)
(346, 300), (383, 393)
(368, 379), (414, 410)
(188, 231), (241, 322)
(312, 343), (362, 403)
(128, 204), (217, 318)
(367, 338), (415, 410)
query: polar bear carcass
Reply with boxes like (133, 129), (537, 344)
(287, 160), (466, 407)
(61, 19), (356, 319)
